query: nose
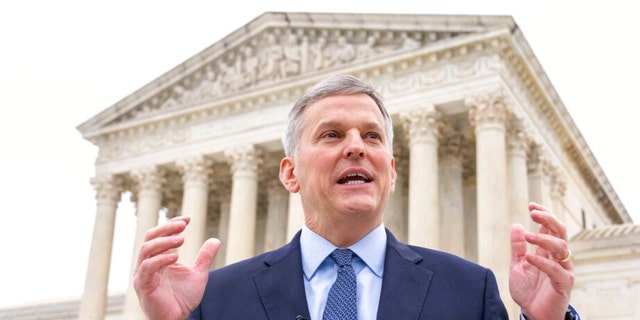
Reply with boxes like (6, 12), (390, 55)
(343, 132), (366, 160)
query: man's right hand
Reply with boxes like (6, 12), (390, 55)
(134, 215), (221, 320)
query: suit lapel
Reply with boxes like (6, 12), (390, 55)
(377, 230), (433, 320)
(254, 232), (311, 320)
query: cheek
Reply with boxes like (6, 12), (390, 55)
(377, 160), (396, 187)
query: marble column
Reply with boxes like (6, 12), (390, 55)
(384, 144), (407, 242)
(438, 123), (465, 257)
(466, 89), (513, 317)
(123, 165), (165, 319)
(213, 182), (231, 269)
(507, 118), (531, 228)
(254, 197), (268, 254)
(462, 178), (478, 262)
(401, 104), (441, 249)
(225, 145), (262, 264)
(264, 180), (289, 251)
(177, 154), (213, 265)
(286, 192), (304, 240)
(78, 174), (122, 320)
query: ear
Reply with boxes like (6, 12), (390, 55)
(389, 157), (397, 194)
(279, 157), (300, 193)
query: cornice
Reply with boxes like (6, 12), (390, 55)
(570, 224), (640, 262)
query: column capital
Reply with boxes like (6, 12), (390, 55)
(400, 104), (442, 145)
(506, 117), (530, 156)
(176, 154), (213, 186)
(225, 144), (263, 175)
(90, 174), (123, 203)
(131, 165), (166, 193)
(550, 168), (567, 198)
(466, 88), (509, 127)
(527, 144), (553, 175)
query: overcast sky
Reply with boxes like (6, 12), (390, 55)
(0, 0), (637, 309)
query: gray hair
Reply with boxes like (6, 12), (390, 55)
(282, 74), (394, 158)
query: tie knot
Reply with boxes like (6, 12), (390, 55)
(330, 249), (353, 267)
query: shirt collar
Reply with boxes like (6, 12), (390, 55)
(300, 224), (387, 280)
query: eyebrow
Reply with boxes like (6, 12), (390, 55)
(313, 120), (386, 137)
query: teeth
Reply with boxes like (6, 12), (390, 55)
(339, 173), (370, 184)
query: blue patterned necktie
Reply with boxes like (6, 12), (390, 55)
(322, 248), (357, 320)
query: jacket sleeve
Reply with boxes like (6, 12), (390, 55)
(483, 268), (509, 319)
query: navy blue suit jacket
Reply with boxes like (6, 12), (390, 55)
(189, 229), (508, 319)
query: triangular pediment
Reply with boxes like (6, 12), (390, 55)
(77, 12), (515, 138)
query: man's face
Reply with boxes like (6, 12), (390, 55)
(280, 93), (396, 231)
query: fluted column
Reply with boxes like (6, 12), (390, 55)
(286, 192), (304, 240)
(462, 179), (478, 261)
(438, 123), (465, 257)
(264, 180), (289, 251)
(79, 174), (122, 320)
(123, 165), (165, 319)
(254, 183), (268, 254)
(225, 145), (262, 264)
(213, 182), (231, 269)
(401, 104), (441, 249)
(384, 144), (407, 242)
(177, 155), (213, 265)
(507, 119), (531, 227)
(467, 89), (513, 317)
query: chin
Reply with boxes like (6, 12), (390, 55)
(340, 203), (379, 216)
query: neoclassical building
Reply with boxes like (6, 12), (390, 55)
(3, 12), (637, 320)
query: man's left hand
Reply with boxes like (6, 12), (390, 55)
(510, 202), (575, 320)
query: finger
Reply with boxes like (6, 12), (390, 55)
(529, 202), (567, 240)
(192, 238), (222, 273)
(510, 224), (527, 267)
(134, 250), (180, 290)
(137, 235), (185, 270)
(524, 231), (570, 264)
(524, 251), (575, 284)
(143, 217), (190, 242)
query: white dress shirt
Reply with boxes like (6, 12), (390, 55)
(300, 224), (386, 320)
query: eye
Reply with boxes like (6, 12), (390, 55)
(365, 132), (382, 141)
(321, 131), (339, 139)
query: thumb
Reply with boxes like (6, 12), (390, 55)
(193, 238), (221, 273)
(510, 224), (527, 267)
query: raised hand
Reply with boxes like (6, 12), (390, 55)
(510, 202), (575, 320)
(134, 216), (221, 320)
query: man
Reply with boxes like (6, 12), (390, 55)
(134, 75), (578, 319)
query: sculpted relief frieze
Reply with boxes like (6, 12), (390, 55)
(110, 27), (470, 126)
(96, 27), (521, 165)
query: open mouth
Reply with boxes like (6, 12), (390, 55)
(337, 173), (372, 185)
